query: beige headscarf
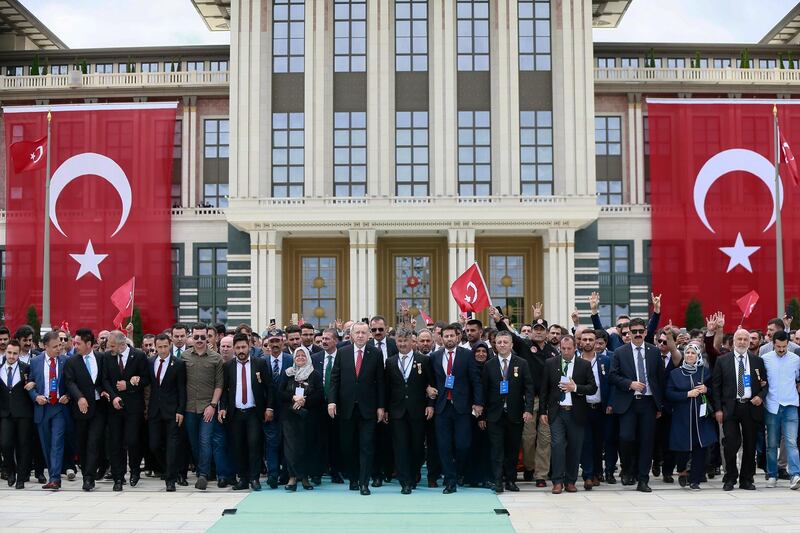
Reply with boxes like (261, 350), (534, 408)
(286, 346), (314, 382)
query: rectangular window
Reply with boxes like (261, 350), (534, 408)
(596, 116), (622, 205)
(274, 0), (305, 73)
(596, 57), (616, 68)
(7, 66), (24, 76)
(651, 57), (662, 68)
(94, 63), (113, 74)
(396, 111), (429, 196)
(394, 255), (431, 323)
(197, 247), (228, 276)
(171, 247), (182, 277)
(620, 57), (639, 68)
(598, 244), (630, 326)
(457, 0), (489, 71)
(713, 58), (732, 68)
(186, 61), (205, 71)
(210, 60), (228, 72)
(50, 65), (68, 75)
(172, 120), (182, 207)
(118, 63), (133, 73)
(203, 119), (230, 208)
(758, 59), (777, 69)
(666, 58), (685, 68)
(165, 61), (180, 72)
(518, 0), (550, 71)
(520, 110), (553, 196)
(334, 111), (367, 197)
(141, 62), (159, 72)
(489, 255), (525, 325)
(458, 110), (491, 196)
(395, 0), (428, 72)
(334, 0), (367, 72)
(301, 256), (337, 328)
(272, 112), (305, 198)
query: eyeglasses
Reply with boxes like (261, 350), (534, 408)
(370, 327), (384, 333)
(630, 329), (646, 335)
(58, 337), (68, 342)
(658, 339), (668, 345)
(616, 323), (629, 330)
(621, 331), (631, 336)
(193, 335), (207, 341)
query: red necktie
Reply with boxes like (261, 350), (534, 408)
(118, 354), (125, 375)
(355, 349), (363, 378)
(446, 351), (454, 401)
(156, 358), (165, 385)
(241, 361), (248, 404)
(48, 357), (57, 405)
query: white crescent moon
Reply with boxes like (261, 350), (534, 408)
(693, 148), (783, 234)
(32, 146), (43, 164)
(49, 152), (132, 237)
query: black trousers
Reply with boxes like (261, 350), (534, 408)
(653, 411), (676, 476)
(0, 416), (32, 479)
(108, 410), (143, 480)
(619, 396), (657, 483)
(390, 413), (426, 486)
(372, 419), (393, 480)
(318, 409), (343, 477)
(148, 415), (180, 482)
(487, 414), (524, 483)
(550, 410), (585, 485)
(425, 418), (441, 480)
(74, 407), (107, 481)
(231, 409), (263, 483)
(339, 413), (376, 486)
(722, 402), (758, 485)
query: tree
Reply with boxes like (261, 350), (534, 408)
(788, 298), (800, 330)
(739, 48), (750, 69)
(692, 51), (701, 68)
(26, 306), (41, 343)
(684, 298), (704, 330)
(131, 306), (143, 347)
(779, 53), (785, 70)
(30, 54), (41, 76)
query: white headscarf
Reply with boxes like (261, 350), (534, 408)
(286, 346), (314, 382)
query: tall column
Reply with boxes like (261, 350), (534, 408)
(265, 230), (283, 326)
(349, 228), (377, 319)
(551, 0), (594, 196)
(180, 98), (191, 207)
(306, 0), (333, 197)
(634, 96), (646, 204)
(367, 0), (395, 196)
(429, 0), (457, 197)
(188, 102), (198, 205)
(491, 0), (520, 196)
(249, 230), (267, 329)
(447, 228), (476, 318)
(626, 93), (645, 204)
(543, 228), (576, 325)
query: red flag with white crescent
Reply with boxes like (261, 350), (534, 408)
(9, 135), (47, 173)
(736, 290), (760, 320)
(450, 263), (492, 314)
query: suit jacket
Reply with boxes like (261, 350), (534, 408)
(384, 352), (434, 420)
(329, 343), (385, 419)
(221, 357), (272, 418)
(261, 353), (292, 415)
(430, 346), (484, 415)
(102, 348), (150, 414)
(711, 352), (768, 421)
(494, 319), (553, 395)
(540, 356), (597, 424)
(27, 353), (69, 423)
(372, 337), (399, 366)
(481, 355), (535, 424)
(608, 342), (665, 414)
(582, 352), (611, 408)
(147, 355), (187, 421)
(63, 351), (108, 420)
(0, 362), (33, 418)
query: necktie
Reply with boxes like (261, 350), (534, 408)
(401, 355), (409, 381)
(272, 357), (280, 378)
(48, 357), (57, 405)
(324, 355), (333, 398)
(176, 347), (182, 359)
(84, 355), (92, 377)
(560, 360), (568, 402)
(446, 351), (454, 400)
(156, 358), (165, 385)
(355, 349), (363, 378)
(501, 358), (508, 381)
(636, 347), (647, 395)
(737, 355), (745, 398)
(118, 354), (124, 375)
(241, 361), (248, 404)
(6, 366), (12, 389)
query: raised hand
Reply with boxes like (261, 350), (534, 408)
(532, 302), (543, 321)
(589, 291), (600, 314)
(571, 308), (580, 326)
(651, 293), (662, 314)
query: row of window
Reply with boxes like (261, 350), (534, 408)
(4, 60), (228, 76)
(596, 56), (799, 69)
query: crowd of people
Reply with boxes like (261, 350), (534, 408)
(0, 290), (799, 496)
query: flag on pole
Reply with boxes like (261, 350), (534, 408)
(419, 308), (433, 325)
(450, 263), (492, 313)
(111, 277), (135, 328)
(778, 125), (799, 186)
(9, 136), (47, 173)
(736, 290), (760, 320)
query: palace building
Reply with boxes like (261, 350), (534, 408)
(0, 0), (798, 330)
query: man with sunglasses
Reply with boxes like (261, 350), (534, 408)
(182, 323), (225, 490)
(589, 292), (662, 351)
(261, 332), (290, 488)
(651, 327), (682, 484)
(609, 317), (664, 492)
(369, 316), (398, 487)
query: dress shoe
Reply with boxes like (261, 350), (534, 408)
(591, 477), (600, 487)
(129, 473), (140, 487)
(371, 477), (382, 488)
(285, 483), (297, 492)
(427, 478), (438, 488)
(251, 481), (262, 491)
(166, 481), (176, 492)
(689, 483), (701, 490)
(662, 475), (674, 484)
(36, 475), (47, 484)
(565, 483), (577, 493)
(195, 476), (208, 490)
(268, 476), (279, 489)
(42, 481), (61, 490)
(636, 482), (652, 493)
(551, 483), (563, 494)
(82, 479), (93, 492)
(740, 482), (756, 490)
(523, 470), (534, 482)
(652, 464), (661, 477)
(779, 469), (791, 480)
(301, 478), (313, 490)
(349, 481), (359, 491)
(14, 480), (24, 490)
(7, 473), (15, 487)
(311, 476), (321, 485)
(217, 479), (230, 488)
(113, 480), (123, 491)
(402, 485), (412, 495)
(233, 480), (250, 490)
(360, 485), (371, 495)
(723, 481), (735, 491)
(598, 473), (605, 482)
(494, 483), (504, 494)
(605, 474), (617, 484)
(331, 473), (344, 484)
(442, 484), (457, 494)
(457, 476), (465, 487)
(584, 480), (594, 491)
(705, 469), (715, 480)
(1, 471), (7, 480)
(535, 479), (547, 488)
(678, 474), (688, 487)
(278, 474), (289, 485)
(505, 481), (520, 492)
(621, 476), (636, 486)
(177, 476), (189, 487)
(384, 475), (392, 483)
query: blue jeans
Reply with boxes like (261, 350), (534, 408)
(263, 419), (283, 478)
(185, 412), (215, 478)
(212, 419), (235, 480)
(766, 405), (800, 478)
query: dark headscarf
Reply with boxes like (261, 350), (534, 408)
(472, 342), (491, 369)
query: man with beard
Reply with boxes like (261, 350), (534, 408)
(578, 329), (611, 490)
(416, 329), (442, 486)
(311, 328), (344, 484)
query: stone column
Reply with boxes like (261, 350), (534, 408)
(367, 0), (395, 196)
(447, 228), (476, 318)
(429, 0), (457, 196)
(543, 227), (576, 325)
(491, 0), (520, 196)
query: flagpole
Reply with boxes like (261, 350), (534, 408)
(774, 104), (786, 316)
(41, 110), (52, 334)
(129, 276), (136, 327)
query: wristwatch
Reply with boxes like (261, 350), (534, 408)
(209, 402), (218, 408)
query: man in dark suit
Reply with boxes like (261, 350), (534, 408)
(28, 331), (70, 490)
(300, 323), (324, 355)
(63, 328), (109, 492)
(712, 328), (768, 491)
(311, 328), (345, 484)
(385, 328), (434, 494)
(578, 328), (612, 490)
(430, 323), (484, 494)
(541, 335), (597, 493)
(609, 317), (664, 492)
(482, 331), (535, 493)
(103, 330), (150, 491)
(13, 325), (46, 484)
(328, 321), (385, 495)
(369, 315), (398, 487)
(0, 340), (34, 489)
(260, 332), (290, 488)
(220, 332), (272, 491)
(147, 333), (186, 492)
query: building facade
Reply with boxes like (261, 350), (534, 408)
(0, 0), (798, 330)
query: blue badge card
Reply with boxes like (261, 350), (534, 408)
(743, 374), (751, 387)
(49, 378), (58, 393)
(445, 375), (455, 389)
(500, 380), (509, 394)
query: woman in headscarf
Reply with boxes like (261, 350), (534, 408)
(665, 342), (717, 490)
(464, 342), (493, 488)
(281, 346), (324, 491)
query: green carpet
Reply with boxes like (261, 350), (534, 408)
(209, 481), (512, 532)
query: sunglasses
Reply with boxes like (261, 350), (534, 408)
(616, 323), (629, 329)
(370, 327), (385, 333)
(631, 329), (646, 335)
(193, 335), (207, 341)
(658, 339), (668, 345)
(58, 337), (68, 342)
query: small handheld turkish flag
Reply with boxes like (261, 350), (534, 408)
(9, 136), (47, 173)
(779, 126), (799, 186)
(419, 308), (433, 325)
(450, 263), (492, 314)
(736, 290), (760, 320)
(111, 277), (135, 328)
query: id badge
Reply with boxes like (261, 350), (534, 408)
(699, 403), (707, 418)
(500, 380), (509, 395)
(445, 374), (455, 389)
(295, 386), (305, 397)
(743, 374), (751, 387)
(49, 378), (58, 393)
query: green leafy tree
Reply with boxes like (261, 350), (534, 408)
(30, 54), (40, 76)
(779, 52), (785, 69)
(684, 298), (704, 330)
(693, 51), (701, 68)
(26, 306), (41, 343)
(739, 48), (750, 69)
(131, 306), (143, 347)
(80, 59), (88, 74)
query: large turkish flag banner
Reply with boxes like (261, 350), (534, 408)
(649, 99), (800, 327)
(3, 102), (177, 333)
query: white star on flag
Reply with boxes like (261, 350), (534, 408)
(719, 233), (760, 273)
(69, 240), (108, 280)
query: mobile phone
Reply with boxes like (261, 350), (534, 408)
(361, 317), (369, 324)
(269, 318), (276, 326)
(291, 313), (299, 325)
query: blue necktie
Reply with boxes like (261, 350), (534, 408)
(6, 366), (12, 389)
(273, 358), (279, 378)
(84, 355), (92, 376)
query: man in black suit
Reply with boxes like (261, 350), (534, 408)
(540, 335), (597, 494)
(0, 340), (34, 489)
(311, 328), (345, 484)
(63, 329), (109, 492)
(430, 323), (484, 494)
(300, 323), (324, 355)
(147, 334), (186, 492)
(369, 315), (398, 487)
(328, 321), (385, 495)
(712, 328), (768, 491)
(103, 330), (150, 491)
(609, 317), (664, 492)
(482, 331), (535, 494)
(385, 328), (434, 494)
(219, 333), (272, 491)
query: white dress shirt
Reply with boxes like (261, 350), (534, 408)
(374, 339), (388, 366)
(733, 350), (752, 400)
(632, 344), (652, 396)
(559, 358), (575, 407)
(442, 348), (456, 375)
(1, 362), (20, 388)
(43, 354), (59, 380)
(83, 351), (100, 399)
(585, 355), (602, 404)
(398, 351), (414, 381)
(235, 359), (255, 409)
(154, 355), (170, 385)
(118, 346), (131, 369)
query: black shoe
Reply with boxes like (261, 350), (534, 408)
(217, 479), (230, 488)
(37, 475), (47, 484)
(652, 464), (661, 477)
(636, 482), (652, 493)
(494, 483), (504, 494)
(443, 484), (457, 494)
(689, 483), (701, 490)
(384, 475), (392, 483)
(278, 475), (289, 485)
(678, 474), (688, 487)
(251, 481), (262, 491)
(360, 485), (371, 495)
(427, 477), (439, 488)
(113, 480), (123, 491)
(535, 479), (547, 487)
(233, 481), (249, 490)
(605, 474), (617, 484)
(740, 482), (756, 490)
(285, 483), (297, 492)
(129, 473), (140, 487)
(301, 478), (314, 490)
(622, 476), (636, 486)
(523, 470), (533, 482)
(349, 481), (359, 491)
(401, 485), (412, 495)
(662, 475), (674, 484)
(371, 477), (382, 487)
(779, 469), (791, 480)
(331, 473), (344, 484)
(505, 481), (520, 492)
(14, 481), (24, 490)
(311, 476), (321, 485)
(82, 479), (92, 492)
(457, 476), (465, 487)
(598, 473), (605, 483)
(723, 482), (734, 491)
(7, 474), (15, 487)
(268, 476), (278, 489)
(166, 481), (176, 492)
(177, 476), (188, 487)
